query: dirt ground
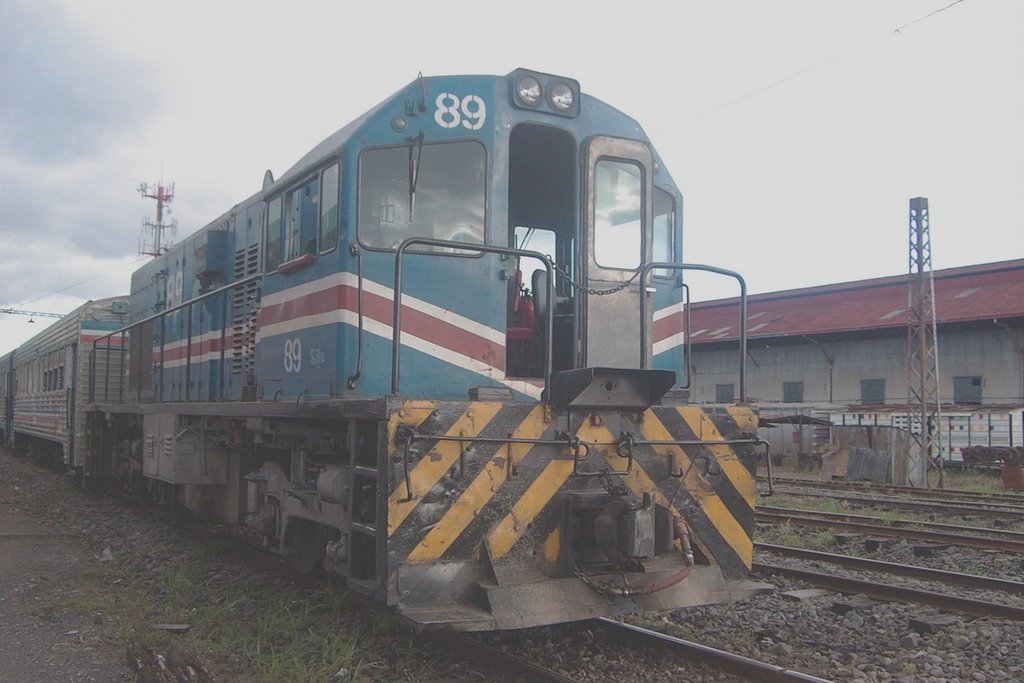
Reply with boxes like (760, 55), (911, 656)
(0, 480), (132, 682)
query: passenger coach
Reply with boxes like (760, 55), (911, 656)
(1, 297), (128, 467)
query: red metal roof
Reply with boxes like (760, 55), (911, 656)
(689, 259), (1024, 344)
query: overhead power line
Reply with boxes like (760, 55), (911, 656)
(691, 0), (970, 120)
(894, 0), (966, 34)
(15, 255), (149, 307)
(0, 308), (65, 321)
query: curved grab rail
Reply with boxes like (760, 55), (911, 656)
(391, 238), (555, 396)
(639, 262), (748, 402)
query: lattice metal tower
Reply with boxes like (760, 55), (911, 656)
(905, 197), (942, 487)
(139, 180), (177, 256)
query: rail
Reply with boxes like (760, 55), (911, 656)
(754, 562), (1024, 620)
(757, 506), (1024, 553)
(594, 619), (832, 682)
(757, 543), (1024, 594)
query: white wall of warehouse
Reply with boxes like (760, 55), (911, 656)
(688, 326), (1024, 406)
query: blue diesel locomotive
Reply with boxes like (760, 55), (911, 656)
(79, 68), (765, 630)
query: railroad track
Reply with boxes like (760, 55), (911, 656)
(766, 476), (1024, 505)
(429, 633), (577, 683)
(591, 619), (832, 682)
(757, 506), (1024, 553)
(754, 561), (1024, 620)
(757, 543), (1024, 596)
(766, 486), (1024, 519)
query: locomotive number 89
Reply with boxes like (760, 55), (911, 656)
(5, 68), (771, 631)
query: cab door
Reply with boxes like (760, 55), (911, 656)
(582, 136), (653, 368)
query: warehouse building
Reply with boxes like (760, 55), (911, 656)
(685, 258), (1024, 462)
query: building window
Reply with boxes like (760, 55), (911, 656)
(783, 381), (804, 403)
(715, 383), (735, 403)
(953, 376), (982, 404)
(860, 379), (885, 404)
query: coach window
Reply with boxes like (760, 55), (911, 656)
(358, 140), (485, 250)
(265, 196), (283, 271)
(594, 159), (642, 270)
(285, 176), (320, 261)
(319, 163), (340, 253)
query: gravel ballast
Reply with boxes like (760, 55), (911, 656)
(3, 448), (1022, 682)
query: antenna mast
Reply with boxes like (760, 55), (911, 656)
(905, 197), (942, 488)
(138, 180), (177, 256)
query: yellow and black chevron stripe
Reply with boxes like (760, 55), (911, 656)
(385, 400), (759, 580)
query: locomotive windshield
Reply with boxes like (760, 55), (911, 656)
(358, 140), (486, 249)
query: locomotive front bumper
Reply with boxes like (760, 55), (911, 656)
(384, 398), (771, 631)
(395, 558), (772, 632)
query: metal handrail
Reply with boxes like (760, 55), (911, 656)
(639, 262), (748, 402)
(89, 272), (263, 403)
(391, 238), (555, 396)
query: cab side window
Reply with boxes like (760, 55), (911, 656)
(285, 176), (320, 261)
(265, 197), (283, 271)
(319, 163), (340, 253)
(653, 187), (676, 277)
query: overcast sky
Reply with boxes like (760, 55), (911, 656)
(2, 0), (1022, 353)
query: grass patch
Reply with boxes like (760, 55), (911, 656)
(758, 522), (804, 547)
(874, 508), (903, 525)
(760, 495), (849, 515)
(188, 591), (368, 681)
(49, 549), (420, 682)
(933, 467), (1004, 493)
(49, 563), (153, 641)
(807, 529), (836, 550)
(758, 494), (798, 508)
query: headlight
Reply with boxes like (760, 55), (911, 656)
(548, 82), (575, 112)
(508, 68), (580, 117)
(516, 75), (543, 106)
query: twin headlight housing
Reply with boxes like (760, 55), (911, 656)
(510, 69), (580, 117)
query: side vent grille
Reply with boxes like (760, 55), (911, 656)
(231, 244), (261, 377)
